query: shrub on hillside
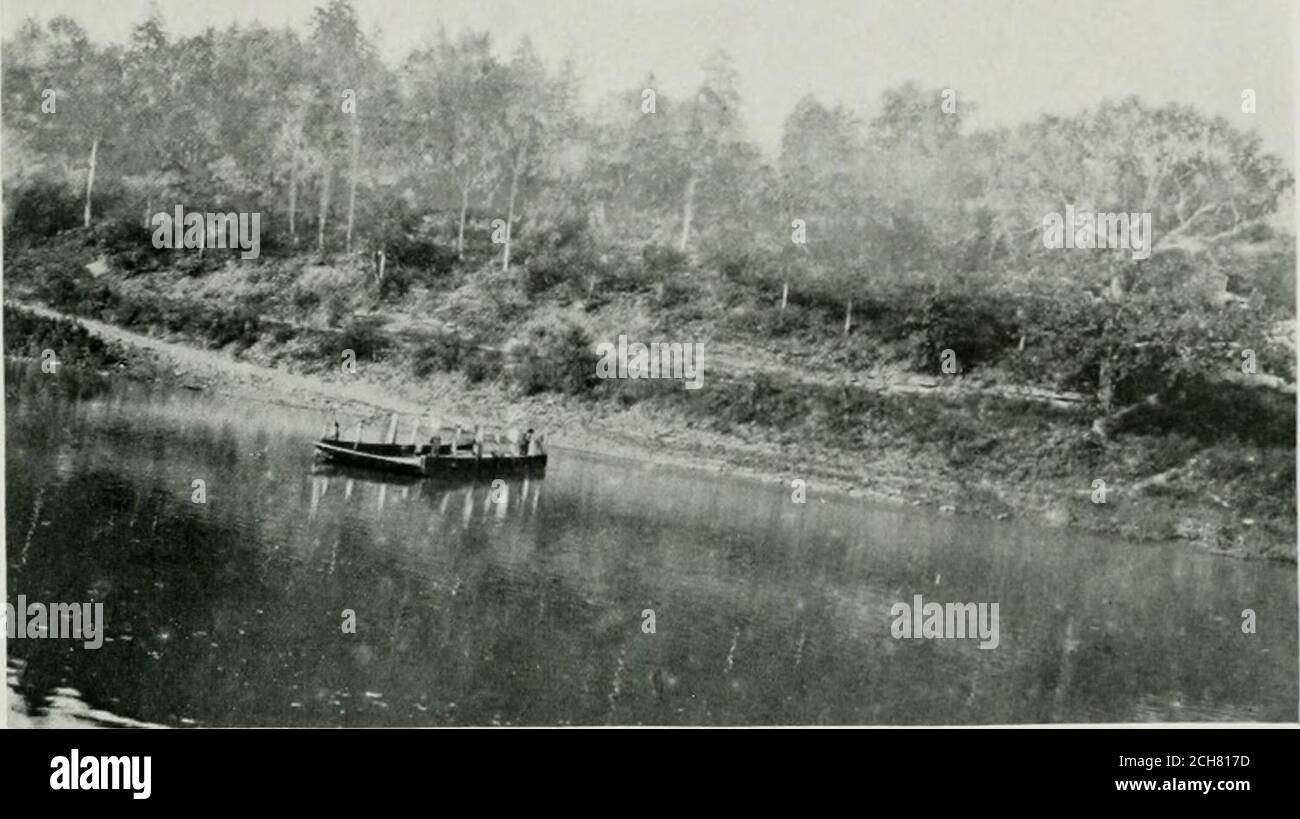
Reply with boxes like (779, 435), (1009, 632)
(702, 244), (764, 284)
(642, 244), (689, 278)
(657, 274), (698, 312)
(338, 316), (389, 362)
(722, 301), (816, 340)
(435, 265), (529, 335)
(1000, 291), (1105, 390)
(462, 348), (496, 384)
(902, 288), (1015, 374)
(1116, 373), (1295, 446)
(322, 291), (353, 326)
(202, 305), (262, 350)
(691, 371), (806, 430)
(386, 235), (459, 281)
(95, 217), (168, 274)
(33, 262), (120, 318)
(504, 313), (596, 395)
(1, 305), (119, 367)
(290, 287), (322, 320)
(377, 265), (415, 302)
(518, 217), (604, 297)
(411, 327), (467, 377)
(7, 180), (83, 239)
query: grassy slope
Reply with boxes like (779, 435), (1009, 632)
(3, 230), (1294, 561)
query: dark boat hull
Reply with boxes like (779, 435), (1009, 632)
(314, 439), (547, 479)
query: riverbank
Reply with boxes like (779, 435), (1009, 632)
(5, 300), (1294, 562)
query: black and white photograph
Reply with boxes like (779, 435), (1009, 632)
(2, 0), (1296, 741)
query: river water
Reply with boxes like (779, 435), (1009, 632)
(5, 364), (1296, 725)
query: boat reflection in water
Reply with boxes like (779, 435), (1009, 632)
(308, 464), (544, 525)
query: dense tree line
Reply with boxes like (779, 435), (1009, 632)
(3, 0), (1295, 435)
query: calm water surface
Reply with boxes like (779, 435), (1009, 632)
(5, 365), (1296, 725)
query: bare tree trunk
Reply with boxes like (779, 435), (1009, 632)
(1098, 355), (1113, 416)
(345, 116), (360, 255)
(679, 174), (698, 253)
(843, 297), (853, 335)
(499, 122), (536, 272)
(144, 198), (151, 229)
(1090, 348), (1115, 439)
(457, 190), (469, 259)
(502, 217), (513, 271)
(288, 159), (298, 244)
(317, 166), (332, 254)
(83, 137), (98, 228)
(503, 153), (524, 272)
(781, 279), (789, 310)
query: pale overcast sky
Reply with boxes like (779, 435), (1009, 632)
(3, 0), (1294, 166)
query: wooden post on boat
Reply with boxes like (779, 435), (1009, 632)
(473, 425), (482, 465)
(408, 417), (420, 447)
(454, 425), (463, 451)
(386, 413), (399, 444)
(353, 420), (363, 449)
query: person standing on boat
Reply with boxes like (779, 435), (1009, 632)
(519, 429), (534, 456)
